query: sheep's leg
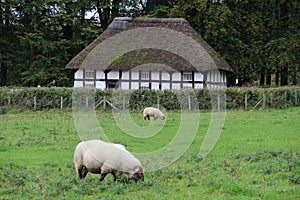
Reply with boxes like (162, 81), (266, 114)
(147, 115), (150, 120)
(77, 170), (82, 180)
(81, 166), (88, 179)
(113, 174), (117, 182)
(78, 165), (88, 180)
(77, 165), (84, 180)
(99, 172), (108, 181)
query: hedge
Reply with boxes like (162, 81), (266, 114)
(0, 87), (299, 112)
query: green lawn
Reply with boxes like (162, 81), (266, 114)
(0, 108), (299, 199)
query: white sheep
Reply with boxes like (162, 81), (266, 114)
(113, 143), (127, 151)
(143, 107), (165, 120)
(74, 140), (144, 182)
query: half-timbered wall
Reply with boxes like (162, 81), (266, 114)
(73, 69), (227, 89)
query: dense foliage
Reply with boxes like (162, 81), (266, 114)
(0, 0), (299, 87)
(0, 87), (299, 111)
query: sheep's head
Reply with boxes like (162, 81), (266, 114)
(160, 115), (165, 120)
(130, 166), (144, 182)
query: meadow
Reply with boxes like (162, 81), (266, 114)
(0, 107), (299, 199)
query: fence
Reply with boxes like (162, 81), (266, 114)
(0, 87), (299, 112)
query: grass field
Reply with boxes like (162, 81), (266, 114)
(0, 107), (299, 199)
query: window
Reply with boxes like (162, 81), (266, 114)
(141, 72), (150, 80)
(140, 83), (150, 90)
(85, 70), (95, 79)
(140, 86), (149, 90)
(85, 83), (95, 88)
(183, 72), (193, 81)
(107, 80), (119, 89)
(183, 85), (192, 89)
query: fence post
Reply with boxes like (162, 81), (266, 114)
(123, 95), (126, 110)
(188, 94), (191, 111)
(270, 92), (273, 107)
(60, 96), (63, 110)
(285, 91), (287, 107)
(295, 90), (297, 105)
(86, 96), (89, 108)
(34, 96), (37, 110)
(103, 96), (106, 109)
(217, 94), (220, 111)
(8, 96), (11, 107)
(244, 93), (248, 110)
(262, 93), (266, 109)
(157, 92), (160, 109)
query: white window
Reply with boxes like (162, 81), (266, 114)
(183, 72), (193, 81)
(183, 83), (192, 89)
(85, 83), (95, 88)
(85, 70), (95, 79)
(140, 86), (149, 90)
(141, 72), (150, 80)
(140, 83), (150, 90)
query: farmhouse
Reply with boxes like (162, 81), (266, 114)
(65, 17), (233, 90)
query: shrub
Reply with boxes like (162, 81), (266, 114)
(0, 87), (299, 111)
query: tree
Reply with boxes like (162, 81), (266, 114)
(0, 0), (25, 86)
(95, 0), (143, 29)
(1, 0), (299, 86)
(0, 0), (101, 86)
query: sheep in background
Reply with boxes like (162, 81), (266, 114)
(143, 107), (165, 120)
(74, 140), (144, 182)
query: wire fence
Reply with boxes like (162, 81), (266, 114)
(0, 87), (299, 113)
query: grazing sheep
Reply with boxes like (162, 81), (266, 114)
(74, 140), (144, 182)
(143, 107), (165, 120)
(113, 143), (127, 152)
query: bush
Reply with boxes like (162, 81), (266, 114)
(0, 87), (299, 111)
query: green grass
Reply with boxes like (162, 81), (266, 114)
(0, 108), (299, 199)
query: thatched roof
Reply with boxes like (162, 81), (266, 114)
(65, 17), (233, 73)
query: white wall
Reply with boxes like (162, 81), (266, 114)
(121, 82), (129, 89)
(162, 72), (170, 80)
(162, 83), (170, 90)
(74, 81), (83, 87)
(141, 82), (150, 88)
(194, 72), (203, 81)
(131, 82), (139, 89)
(183, 83), (192, 88)
(73, 69), (227, 90)
(75, 70), (83, 79)
(172, 83), (180, 90)
(152, 82), (160, 90)
(151, 72), (160, 80)
(107, 71), (119, 79)
(131, 71), (139, 80)
(121, 72), (129, 80)
(96, 71), (105, 79)
(96, 81), (105, 89)
(172, 72), (181, 81)
(195, 83), (203, 89)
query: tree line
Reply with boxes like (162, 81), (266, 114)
(0, 0), (299, 87)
